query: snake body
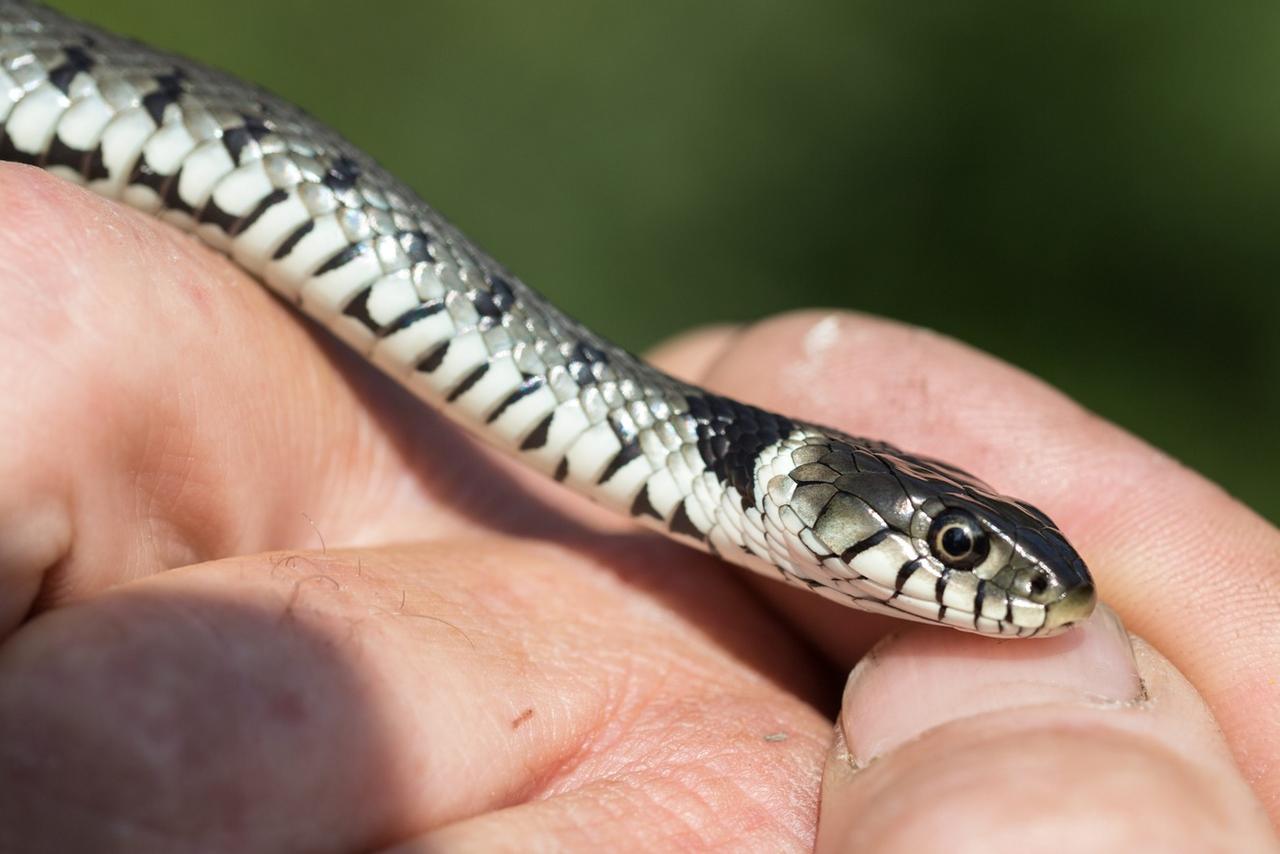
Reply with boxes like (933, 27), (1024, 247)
(0, 1), (1095, 636)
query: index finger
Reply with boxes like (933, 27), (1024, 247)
(670, 309), (1279, 821)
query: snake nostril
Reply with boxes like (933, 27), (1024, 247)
(1030, 571), (1050, 595)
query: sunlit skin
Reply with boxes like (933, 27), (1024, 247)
(0, 166), (1276, 850)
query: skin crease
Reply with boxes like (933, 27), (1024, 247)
(0, 163), (1275, 851)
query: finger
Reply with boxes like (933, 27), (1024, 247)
(817, 609), (1276, 852)
(0, 533), (830, 851)
(0, 165), (502, 632)
(690, 309), (1280, 818)
(645, 323), (740, 382)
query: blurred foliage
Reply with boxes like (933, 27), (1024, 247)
(53, 0), (1279, 521)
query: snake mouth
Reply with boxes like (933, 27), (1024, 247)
(1041, 581), (1097, 632)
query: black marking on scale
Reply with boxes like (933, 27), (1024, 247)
(566, 340), (608, 386)
(669, 501), (705, 542)
(221, 116), (271, 164)
(128, 154), (170, 195)
(48, 46), (94, 95)
(314, 242), (367, 276)
(45, 135), (108, 181)
(838, 528), (890, 563)
(892, 557), (930, 597)
(382, 300), (445, 337)
(141, 70), (186, 125)
(232, 188), (288, 235)
(471, 288), (501, 320)
(197, 198), (240, 233)
(0, 131), (40, 166)
(486, 374), (543, 424)
(973, 579), (987, 629)
(446, 362), (489, 403)
(630, 483), (663, 521)
(519, 412), (554, 451)
(162, 167), (195, 215)
(341, 285), (379, 332)
(597, 439), (642, 486)
(398, 230), (435, 265)
(84, 145), (108, 182)
(43, 135), (92, 176)
(935, 568), (952, 621)
(598, 418), (643, 485)
(322, 156), (361, 192)
(272, 220), (314, 260)
(488, 276), (516, 312)
(553, 458), (569, 482)
(935, 569), (951, 608)
(416, 339), (450, 373)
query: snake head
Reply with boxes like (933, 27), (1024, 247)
(761, 434), (1095, 636)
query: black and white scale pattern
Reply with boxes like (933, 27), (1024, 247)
(0, 1), (1096, 636)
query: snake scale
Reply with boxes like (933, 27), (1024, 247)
(0, 1), (1095, 636)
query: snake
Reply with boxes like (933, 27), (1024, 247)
(0, 1), (1095, 637)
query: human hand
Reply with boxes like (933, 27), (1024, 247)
(0, 165), (1275, 852)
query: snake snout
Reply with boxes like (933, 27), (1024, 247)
(1042, 579), (1097, 631)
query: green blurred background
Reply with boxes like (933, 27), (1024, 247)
(53, 1), (1278, 522)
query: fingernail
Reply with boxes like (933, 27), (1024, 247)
(842, 604), (1142, 766)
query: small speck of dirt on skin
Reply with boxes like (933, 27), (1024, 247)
(511, 708), (534, 729)
(763, 732), (788, 743)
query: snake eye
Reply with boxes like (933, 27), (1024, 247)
(927, 509), (990, 570)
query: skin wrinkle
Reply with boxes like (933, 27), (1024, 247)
(361, 537), (799, 819)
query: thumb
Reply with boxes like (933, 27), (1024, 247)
(816, 607), (1276, 852)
